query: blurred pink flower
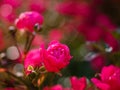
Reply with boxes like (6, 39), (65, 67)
(91, 65), (120, 90)
(0, 4), (17, 23)
(103, 31), (119, 52)
(78, 24), (103, 41)
(90, 54), (106, 71)
(43, 84), (70, 90)
(56, 2), (90, 17)
(70, 76), (87, 90)
(43, 41), (72, 72)
(97, 14), (116, 31)
(24, 48), (44, 74)
(4, 12), (16, 23)
(48, 29), (63, 41)
(28, 0), (47, 13)
(15, 11), (44, 32)
(2, 0), (22, 8)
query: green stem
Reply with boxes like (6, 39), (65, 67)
(24, 32), (35, 54)
(6, 71), (37, 90)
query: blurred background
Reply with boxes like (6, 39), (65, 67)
(0, 0), (120, 89)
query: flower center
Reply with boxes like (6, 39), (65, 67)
(50, 48), (64, 59)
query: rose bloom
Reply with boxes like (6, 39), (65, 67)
(91, 65), (120, 90)
(70, 76), (87, 90)
(43, 41), (72, 72)
(24, 48), (43, 75)
(15, 11), (44, 32)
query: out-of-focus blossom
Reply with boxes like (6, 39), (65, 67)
(43, 41), (72, 72)
(2, 0), (22, 8)
(91, 65), (120, 90)
(97, 14), (116, 31)
(103, 31), (119, 52)
(78, 24), (103, 41)
(4, 12), (16, 23)
(90, 54), (106, 71)
(48, 29), (63, 41)
(43, 84), (70, 90)
(24, 48), (43, 75)
(70, 76), (87, 90)
(0, 4), (13, 18)
(28, 0), (47, 13)
(56, 1), (90, 17)
(15, 11), (44, 32)
(0, 4), (16, 23)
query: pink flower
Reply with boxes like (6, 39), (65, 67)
(103, 31), (119, 52)
(43, 41), (72, 72)
(28, 0), (47, 13)
(91, 78), (110, 90)
(78, 24), (103, 41)
(56, 2), (90, 17)
(2, 0), (22, 8)
(97, 14), (116, 31)
(15, 11), (44, 32)
(24, 48), (43, 74)
(90, 54), (106, 71)
(70, 76), (87, 90)
(91, 65), (120, 90)
(43, 84), (70, 90)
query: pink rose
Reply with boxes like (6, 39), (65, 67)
(70, 76), (87, 90)
(15, 11), (44, 32)
(43, 41), (72, 72)
(91, 65), (120, 90)
(24, 48), (43, 74)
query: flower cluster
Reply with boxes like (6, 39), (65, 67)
(24, 41), (72, 74)
(0, 0), (120, 90)
(43, 65), (120, 90)
(92, 65), (120, 90)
